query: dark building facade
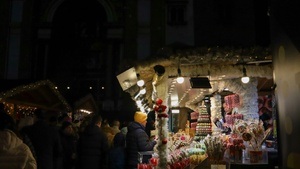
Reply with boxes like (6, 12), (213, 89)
(0, 0), (269, 99)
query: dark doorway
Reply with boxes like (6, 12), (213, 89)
(49, 0), (108, 79)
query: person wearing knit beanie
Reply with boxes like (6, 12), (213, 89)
(125, 111), (156, 168)
(134, 111), (148, 126)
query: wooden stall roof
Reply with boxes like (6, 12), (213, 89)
(124, 46), (274, 110)
(0, 80), (71, 112)
(74, 93), (98, 113)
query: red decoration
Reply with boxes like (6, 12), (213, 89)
(156, 98), (163, 105)
(149, 157), (158, 166)
(158, 113), (168, 118)
(162, 139), (168, 144)
(154, 104), (167, 113)
(137, 163), (152, 169)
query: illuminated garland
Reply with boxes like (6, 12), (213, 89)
(0, 80), (71, 111)
(153, 98), (169, 169)
(1, 102), (37, 120)
(211, 94), (222, 124)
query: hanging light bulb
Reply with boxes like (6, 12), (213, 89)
(137, 79), (144, 87)
(241, 66), (250, 83)
(140, 88), (146, 94)
(136, 74), (145, 87)
(241, 76), (250, 83)
(177, 76), (184, 84)
(176, 68), (184, 84)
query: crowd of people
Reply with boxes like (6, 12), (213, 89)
(0, 103), (157, 169)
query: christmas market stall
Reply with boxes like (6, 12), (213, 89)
(0, 80), (71, 121)
(73, 93), (98, 119)
(118, 46), (277, 168)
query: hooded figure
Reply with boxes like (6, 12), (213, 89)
(0, 129), (37, 169)
(0, 108), (36, 169)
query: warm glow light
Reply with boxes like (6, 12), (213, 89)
(171, 96), (179, 107)
(140, 88), (146, 94)
(79, 109), (92, 114)
(137, 79), (145, 87)
(241, 76), (250, 83)
(171, 109), (180, 114)
(67, 86), (70, 89)
(89, 87), (92, 89)
(176, 77), (184, 84)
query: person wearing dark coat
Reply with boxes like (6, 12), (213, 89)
(60, 121), (78, 169)
(125, 111), (156, 169)
(77, 114), (109, 169)
(21, 109), (63, 169)
(108, 132), (126, 169)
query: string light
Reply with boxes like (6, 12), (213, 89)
(0, 80), (71, 111)
(1, 102), (37, 118)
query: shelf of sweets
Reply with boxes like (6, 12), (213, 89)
(195, 122), (212, 142)
(195, 129), (212, 135)
(194, 134), (211, 142)
(199, 107), (208, 114)
(197, 115), (211, 123)
(225, 114), (243, 126)
(193, 103), (212, 142)
(196, 123), (211, 129)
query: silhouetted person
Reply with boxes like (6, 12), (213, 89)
(77, 114), (109, 169)
(108, 132), (126, 169)
(120, 121), (128, 136)
(101, 118), (115, 148)
(60, 121), (78, 169)
(111, 119), (121, 135)
(21, 109), (63, 169)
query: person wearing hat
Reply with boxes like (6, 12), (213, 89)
(125, 111), (156, 169)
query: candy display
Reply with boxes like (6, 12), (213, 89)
(225, 136), (245, 163)
(204, 135), (227, 164)
(187, 141), (208, 165)
(194, 106), (212, 141)
(224, 94), (240, 109)
(233, 119), (272, 151)
(225, 113), (243, 127)
(137, 98), (272, 168)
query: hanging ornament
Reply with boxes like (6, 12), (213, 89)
(154, 98), (168, 169)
